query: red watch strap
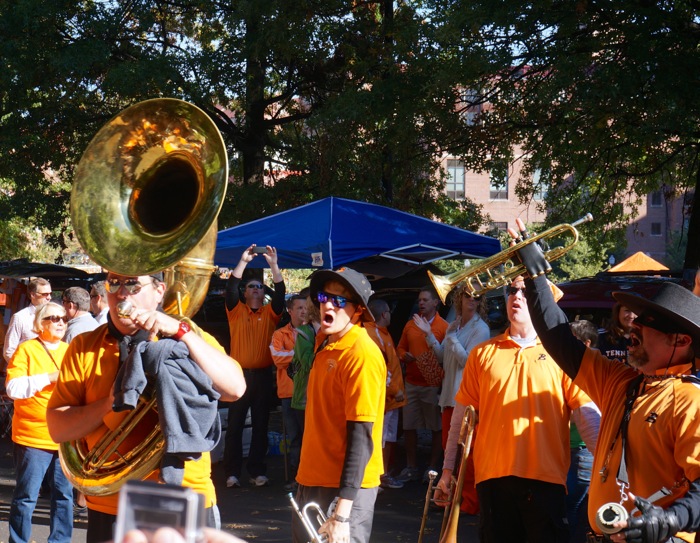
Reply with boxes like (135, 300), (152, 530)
(172, 320), (191, 341)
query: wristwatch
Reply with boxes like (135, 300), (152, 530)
(171, 320), (191, 341)
(332, 514), (350, 523)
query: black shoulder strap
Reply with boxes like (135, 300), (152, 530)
(617, 374), (645, 485)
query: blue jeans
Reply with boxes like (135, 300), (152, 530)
(566, 446), (593, 543)
(10, 444), (73, 543)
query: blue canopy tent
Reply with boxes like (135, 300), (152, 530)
(215, 197), (501, 278)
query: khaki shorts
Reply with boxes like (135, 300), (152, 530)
(402, 382), (441, 431)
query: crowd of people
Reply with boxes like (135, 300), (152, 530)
(1, 239), (700, 543)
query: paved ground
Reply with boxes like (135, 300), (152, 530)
(0, 417), (479, 543)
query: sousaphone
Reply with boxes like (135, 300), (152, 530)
(62, 98), (228, 495)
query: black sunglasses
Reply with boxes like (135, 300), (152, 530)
(106, 278), (152, 295)
(246, 283), (264, 290)
(506, 286), (527, 296)
(43, 315), (68, 323)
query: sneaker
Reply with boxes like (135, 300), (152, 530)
(380, 475), (404, 489)
(226, 475), (240, 488)
(73, 504), (88, 518)
(249, 475), (270, 487)
(396, 466), (420, 483)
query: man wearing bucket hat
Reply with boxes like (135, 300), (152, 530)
(514, 217), (700, 543)
(292, 268), (386, 543)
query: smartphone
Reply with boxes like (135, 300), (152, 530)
(114, 480), (205, 543)
(251, 246), (268, 254)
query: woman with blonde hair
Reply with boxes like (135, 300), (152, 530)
(415, 282), (490, 512)
(6, 301), (73, 543)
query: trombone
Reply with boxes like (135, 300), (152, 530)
(428, 214), (593, 303)
(418, 406), (477, 543)
(288, 492), (328, 543)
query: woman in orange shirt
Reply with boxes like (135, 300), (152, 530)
(6, 301), (72, 543)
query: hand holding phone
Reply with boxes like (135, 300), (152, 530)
(250, 246), (268, 254)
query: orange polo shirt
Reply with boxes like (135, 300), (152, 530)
(226, 302), (281, 369)
(297, 325), (386, 488)
(48, 326), (223, 515)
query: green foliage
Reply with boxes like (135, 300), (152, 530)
(664, 230), (689, 270)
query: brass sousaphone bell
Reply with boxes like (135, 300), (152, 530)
(63, 98), (228, 496)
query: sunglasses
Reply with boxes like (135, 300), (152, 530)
(246, 283), (264, 290)
(317, 291), (355, 309)
(105, 278), (152, 295)
(34, 292), (52, 298)
(43, 315), (68, 323)
(634, 313), (678, 335)
(507, 286), (527, 296)
(90, 294), (99, 298)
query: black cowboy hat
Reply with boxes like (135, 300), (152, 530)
(613, 282), (700, 345)
(309, 267), (375, 322)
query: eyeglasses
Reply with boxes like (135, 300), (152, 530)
(634, 313), (677, 334)
(34, 291), (52, 298)
(246, 283), (264, 290)
(105, 278), (152, 295)
(506, 286), (527, 296)
(317, 291), (355, 309)
(43, 315), (68, 323)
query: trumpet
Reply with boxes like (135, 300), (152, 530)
(288, 492), (328, 543)
(428, 214), (593, 303)
(418, 406), (477, 543)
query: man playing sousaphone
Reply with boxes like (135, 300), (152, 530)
(47, 271), (246, 543)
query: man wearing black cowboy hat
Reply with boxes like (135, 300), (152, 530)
(513, 217), (700, 543)
(292, 267), (386, 543)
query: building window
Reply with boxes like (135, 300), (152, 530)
(649, 191), (662, 208)
(446, 159), (465, 200)
(651, 222), (662, 236)
(533, 169), (547, 201)
(489, 161), (509, 200)
(491, 221), (508, 232)
(461, 89), (482, 126)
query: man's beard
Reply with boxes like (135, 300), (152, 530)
(627, 346), (649, 370)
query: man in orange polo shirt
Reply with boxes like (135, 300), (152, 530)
(294, 267), (385, 543)
(47, 272), (246, 543)
(223, 245), (285, 488)
(396, 287), (448, 483)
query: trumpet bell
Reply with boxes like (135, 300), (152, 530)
(71, 98), (228, 276)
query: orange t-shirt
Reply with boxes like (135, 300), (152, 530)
(226, 302), (281, 369)
(456, 330), (591, 487)
(48, 326), (223, 515)
(397, 314), (448, 386)
(297, 325), (386, 488)
(270, 323), (296, 398)
(7, 338), (68, 450)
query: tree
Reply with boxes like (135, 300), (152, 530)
(0, 0), (493, 261)
(433, 0), (700, 272)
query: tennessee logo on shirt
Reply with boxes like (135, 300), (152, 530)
(327, 359), (337, 372)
